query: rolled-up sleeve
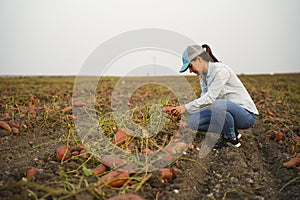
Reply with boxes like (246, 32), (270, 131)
(185, 68), (231, 114)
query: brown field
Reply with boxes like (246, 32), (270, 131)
(0, 74), (299, 200)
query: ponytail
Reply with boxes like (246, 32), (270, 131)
(201, 44), (219, 62)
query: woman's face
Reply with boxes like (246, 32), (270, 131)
(189, 56), (206, 75)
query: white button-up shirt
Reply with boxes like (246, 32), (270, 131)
(184, 62), (259, 115)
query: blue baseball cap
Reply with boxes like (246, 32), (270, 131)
(179, 49), (190, 73)
(179, 45), (205, 73)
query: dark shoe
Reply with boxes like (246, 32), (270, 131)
(213, 140), (226, 149)
(224, 137), (241, 148)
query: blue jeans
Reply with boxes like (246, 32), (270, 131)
(187, 99), (257, 138)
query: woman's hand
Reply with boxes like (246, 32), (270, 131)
(163, 106), (186, 115)
(173, 106), (186, 115)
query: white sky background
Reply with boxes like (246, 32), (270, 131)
(0, 0), (300, 76)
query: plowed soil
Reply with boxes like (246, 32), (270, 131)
(0, 74), (299, 200)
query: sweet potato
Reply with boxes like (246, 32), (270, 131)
(102, 155), (126, 167)
(113, 130), (127, 145)
(19, 114), (26, 119)
(162, 106), (175, 114)
(265, 134), (272, 141)
(73, 101), (87, 107)
(98, 170), (129, 187)
(166, 154), (174, 162)
(0, 121), (12, 132)
(266, 108), (275, 117)
(79, 150), (91, 159)
(113, 129), (132, 146)
(71, 144), (86, 152)
(55, 105), (62, 111)
(141, 148), (153, 154)
(4, 113), (10, 120)
(165, 142), (187, 153)
(108, 172), (129, 187)
(71, 151), (79, 156)
(68, 115), (76, 120)
(30, 95), (40, 104)
(91, 164), (107, 175)
(160, 168), (173, 179)
(275, 130), (283, 142)
(62, 106), (72, 113)
(283, 157), (300, 167)
(108, 194), (145, 200)
(10, 120), (19, 128)
(128, 180), (139, 186)
(56, 146), (72, 162)
(26, 168), (39, 180)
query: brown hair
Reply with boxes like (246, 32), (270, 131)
(201, 44), (219, 62)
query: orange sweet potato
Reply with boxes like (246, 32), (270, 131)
(91, 164), (107, 175)
(4, 113), (10, 120)
(71, 151), (79, 156)
(98, 170), (129, 187)
(108, 172), (129, 187)
(10, 120), (19, 128)
(56, 146), (72, 162)
(113, 129), (133, 146)
(68, 115), (76, 120)
(163, 106), (175, 114)
(19, 114), (26, 119)
(160, 168), (173, 179)
(166, 154), (175, 162)
(141, 148), (153, 154)
(101, 155), (126, 168)
(165, 142), (187, 153)
(73, 101), (87, 107)
(62, 106), (72, 113)
(26, 168), (39, 180)
(79, 149), (91, 159)
(275, 130), (283, 142)
(113, 129), (128, 146)
(266, 108), (275, 117)
(108, 194), (145, 200)
(0, 121), (12, 132)
(55, 105), (62, 111)
(283, 157), (300, 167)
(71, 144), (86, 152)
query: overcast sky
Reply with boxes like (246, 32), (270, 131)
(0, 0), (299, 76)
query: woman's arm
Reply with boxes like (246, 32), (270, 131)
(200, 74), (207, 97)
(185, 67), (231, 114)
